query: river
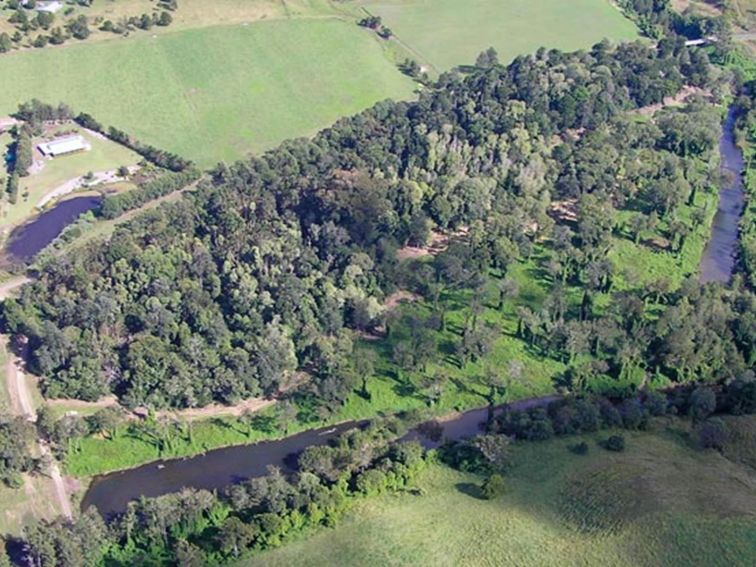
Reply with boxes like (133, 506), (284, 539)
(3, 195), (101, 262)
(699, 107), (746, 283)
(81, 395), (559, 517)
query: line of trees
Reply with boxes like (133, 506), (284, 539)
(74, 111), (193, 171)
(98, 169), (202, 219)
(3, 122), (33, 205)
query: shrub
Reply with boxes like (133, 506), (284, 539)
(481, 473), (506, 500)
(605, 435), (626, 452)
(644, 391), (669, 416)
(697, 418), (729, 450)
(619, 399), (648, 430)
(598, 398), (622, 428)
(688, 386), (717, 423)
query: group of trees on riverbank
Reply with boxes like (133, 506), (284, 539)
(21, 418), (426, 566)
(3, 37), (741, 412)
(12, 379), (756, 566)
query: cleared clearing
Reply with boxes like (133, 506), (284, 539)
(0, 19), (416, 167)
(245, 419), (756, 567)
(361, 0), (639, 71)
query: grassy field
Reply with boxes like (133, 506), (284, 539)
(245, 417), (756, 567)
(0, 475), (63, 536)
(361, 0), (639, 71)
(0, 127), (140, 231)
(0, 18), (416, 167)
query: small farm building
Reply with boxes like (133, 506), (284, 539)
(38, 135), (91, 157)
(25, 1), (64, 13)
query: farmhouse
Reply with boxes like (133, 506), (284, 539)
(37, 135), (91, 157)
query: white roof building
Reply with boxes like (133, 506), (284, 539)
(25, 1), (64, 13)
(38, 135), (91, 157)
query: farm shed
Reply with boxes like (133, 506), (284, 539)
(37, 135), (91, 157)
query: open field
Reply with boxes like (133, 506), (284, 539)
(245, 418), (756, 567)
(0, 474), (63, 536)
(361, 0), (639, 71)
(0, 18), (416, 167)
(0, 126), (139, 230)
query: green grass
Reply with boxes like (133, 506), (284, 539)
(244, 418), (756, 567)
(361, 0), (639, 71)
(0, 19), (416, 167)
(610, 186), (721, 288)
(0, 475), (62, 536)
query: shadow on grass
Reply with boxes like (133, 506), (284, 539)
(455, 482), (485, 500)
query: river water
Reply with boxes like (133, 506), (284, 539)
(699, 107), (746, 283)
(4, 195), (101, 262)
(81, 395), (559, 517)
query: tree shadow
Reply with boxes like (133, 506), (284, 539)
(455, 482), (485, 500)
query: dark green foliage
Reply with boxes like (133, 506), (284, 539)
(570, 441), (589, 455)
(688, 386), (717, 423)
(23, 422), (423, 565)
(480, 473), (506, 499)
(0, 417), (38, 487)
(605, 435), (626, 452)
(98, 169), (201, 219)
(697, 417), (729, 450)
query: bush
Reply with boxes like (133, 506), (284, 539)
(605, 435), (626, 452)
(688, 386), (717, 423)
(98, 169), (201, 219)
(644, 391), (669, 416)
(619, 399), (648, 430)
(697, 418), (729, 450)
(481, 473), (506, 500)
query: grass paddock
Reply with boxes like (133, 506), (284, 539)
(245, 418), (756, 567)
(362, 0), (639, 71)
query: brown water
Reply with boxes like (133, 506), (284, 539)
(699, 107), (746, 283)
(81, 395), (559, 518)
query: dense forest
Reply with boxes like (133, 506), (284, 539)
(4, 37), (754, 413)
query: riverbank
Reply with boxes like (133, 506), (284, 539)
(81, 394), (561, 517)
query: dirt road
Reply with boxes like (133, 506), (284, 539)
(2, 280), (73, 519)
(0, 276), (31, 301)
(36, 165), (139, 209)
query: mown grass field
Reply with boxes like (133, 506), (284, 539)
(361, 0), (639, 71)
(244, 417), (756, 567)
(0, 18), (416, 167)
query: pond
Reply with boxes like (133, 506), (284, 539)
(4, 195), (101, 262)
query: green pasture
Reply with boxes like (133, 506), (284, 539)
(361, 0), (639, 71)
(0, 19), (416, 167)
(245, 417), (756, 567)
